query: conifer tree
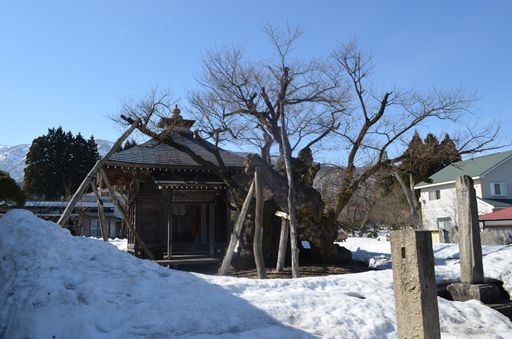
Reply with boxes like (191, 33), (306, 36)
(0, 170), (26, 206)
(24, 127), (99, 200)
(439, 133), (462, 167)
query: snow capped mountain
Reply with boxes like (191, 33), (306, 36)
(0, 144), (30, 183)
(0, 140), (114, 183)
(96, 139), (114, 155)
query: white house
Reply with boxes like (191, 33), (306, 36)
(415, 150), (512, 243)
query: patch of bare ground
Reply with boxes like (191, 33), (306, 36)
(227, 262), (371, 279)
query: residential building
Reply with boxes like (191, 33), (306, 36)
(415, 150), (512, 243)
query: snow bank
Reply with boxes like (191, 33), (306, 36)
(89, 237), (128, 251)
(1, 210), (512, 338)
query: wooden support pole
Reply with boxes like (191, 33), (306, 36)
(99, 169), (155, 260)
(456, 175), (484, 284)
(164, 189), (172, 260)
(218, 181), (255, 275)
(391, 230), (440, 339)
(91, 178), (108, 241)
(209, 203), (215, 257)
(57, 119), (140, 226)
(253, 167), (267, 279)
(275, 216), (289, 272)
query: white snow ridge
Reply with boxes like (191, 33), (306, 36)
(1, 210), (512, 338)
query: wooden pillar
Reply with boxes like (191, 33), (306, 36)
(390, 230), (440, 339)
(253, 167), (267, 278)
(456, 175), (484, 284)
(209, 203), (215, 257)
(164, 189), (172, 260)
(201, 204), (207, 244)
(99, 170), (154, 260)
(218, 182), (255, 275)
(91, 178), (108, 241)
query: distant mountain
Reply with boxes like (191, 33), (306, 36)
(0, 144), (30, 183)
(0, 139), (114, 184)
(95, 139), (115, 156)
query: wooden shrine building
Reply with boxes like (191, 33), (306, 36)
(103, 107), (244, 263)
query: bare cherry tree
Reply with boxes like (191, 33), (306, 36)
(329, 41), (490, 220)
(188, 26), (348, 276)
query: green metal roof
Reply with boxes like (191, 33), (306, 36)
(415, 150), (512, 188)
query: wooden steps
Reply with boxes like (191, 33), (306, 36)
(156, 255), (220, 266)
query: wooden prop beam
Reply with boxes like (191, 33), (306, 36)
(57, 119), (140, 226)
(218, 181), (255, 275)
(91, 178), (108, 241)
(275, 217), (289, 272)
(253, 167), (267, 278)
(99, 169), (155, 260)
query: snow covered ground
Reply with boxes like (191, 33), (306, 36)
(1, 210), (512, 338)
(341, 237), (512, 289)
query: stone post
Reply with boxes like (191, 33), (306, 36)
(455, 175), (484, 284)
(391, 230), (440, 339)
(446, 176), (501, 304)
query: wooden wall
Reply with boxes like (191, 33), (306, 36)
(129, 178), (230, 259)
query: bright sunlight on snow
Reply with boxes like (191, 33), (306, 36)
(2, 210), (512, 338)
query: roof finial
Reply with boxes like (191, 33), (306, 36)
(172, 105), (181, 119)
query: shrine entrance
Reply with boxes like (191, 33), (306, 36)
(171, 203), (213, 256)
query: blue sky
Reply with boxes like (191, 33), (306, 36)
(1, 0), (511, 151)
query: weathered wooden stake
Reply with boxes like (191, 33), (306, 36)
(253, 167), (267, 279)
(99, 169), (155, 260)
(218, 181), (255, 275)
(456, 175), (484, 284)
(390, 230), (440, 339)
(58, 118), (140, 226)
(91, 178), (108, 241)
(275, 215), (289, 272)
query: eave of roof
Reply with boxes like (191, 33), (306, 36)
(415, 177), (481, 189)
(107, 133), (245, 169)
(479, 206), (512, 221)
(479, 198), (512, 209)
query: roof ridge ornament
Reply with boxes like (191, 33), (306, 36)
(171, 105), (182, 120)
(157, 105), (195, 132)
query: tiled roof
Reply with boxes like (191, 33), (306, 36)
(107, 132), (245, 169)
(415, 150), (512, 188)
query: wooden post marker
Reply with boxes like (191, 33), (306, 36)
(455, 175), (484, 284)
(390, 229), (440, 339)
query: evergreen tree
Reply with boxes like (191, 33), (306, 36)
(24, 127), (99, 200)
(0, 170), (26, 206)
(439, 133), (462, 167)
(423, 133), (443, 176)
(398, 131), (461, 185)
(400, 131), (425, 181)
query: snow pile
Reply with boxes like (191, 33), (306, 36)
(89, 237), (128, 251)
(1, 210), (512, 338)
